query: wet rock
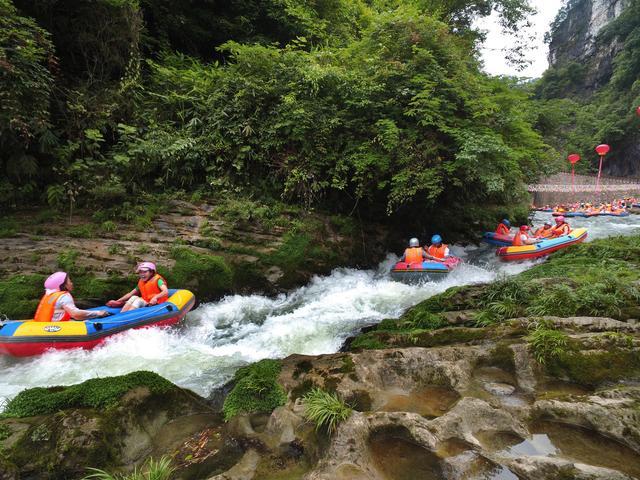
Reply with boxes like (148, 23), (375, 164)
(483, 382), (516, 396)
(532, 387), (640, 453)
(206, 449), (261, 480)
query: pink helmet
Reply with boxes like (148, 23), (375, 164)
(555, 216), (565, 223)
(44, 271), (68, 290)
(520, 225), (530, 231)
(136, 261), (156, 272)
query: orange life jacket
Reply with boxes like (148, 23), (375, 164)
(512, 233), (524, 246)
(495, 224), (510, 235)
(137, 274), (167, 303)
(34, 291), (72, 322)
(427, 244), (448, 259)
(404, 247), (424, 264)
(534, 227), (553, 239)
(552, 223), (571, 236)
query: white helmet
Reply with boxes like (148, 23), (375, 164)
(409, 237), (419, 247)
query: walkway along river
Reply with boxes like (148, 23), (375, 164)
(2, 212), (640, 404)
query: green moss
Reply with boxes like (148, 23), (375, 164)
(0, 274), (43, 319)
(349, 335), (387, 351)
(165, 247), (233, 300)
(547, 348), (640, 387)
(485, 343), (516, 373)
(339, 355), (355, 373)
(222, 359), (287, 421)
(1, 371), (174, 418)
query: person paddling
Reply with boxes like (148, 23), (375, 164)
(425, 235), (450, 262)
(495, 219), (511, 235)
(401, 238), (428, 263)
(107, 262), (168, 312)
(551, 216), (571, 237)
(34, 272), (108, 322)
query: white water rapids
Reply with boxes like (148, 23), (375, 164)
(1, 212), (640, 403)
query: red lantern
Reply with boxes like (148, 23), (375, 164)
(567, 154), (580, 195)
(636, 106), (640, 116)
(594, 144), (610, 194)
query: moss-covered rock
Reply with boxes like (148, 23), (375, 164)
(0, 371), (215, 479)
(1, 371), (174, 418)
(163, 247), (233, 301)
(222, 359), (287, 421)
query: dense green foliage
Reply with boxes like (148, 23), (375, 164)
(222, 359), (287, 420)
(0, 0), (547, 234)
(535, 0), (640, 173)
(303, 387), (352, 433)
(2, 371), (174, 418)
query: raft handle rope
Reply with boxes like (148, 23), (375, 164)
(86, 304), (175, 327)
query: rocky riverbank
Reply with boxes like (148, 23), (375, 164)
(2, 234), (640, 479)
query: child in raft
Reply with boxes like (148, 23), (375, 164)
(107, 262), (169, 312)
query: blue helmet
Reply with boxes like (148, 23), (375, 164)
(502, 219), (510, 227)
(431, 234), (442, 244)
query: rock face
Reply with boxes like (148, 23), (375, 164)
(548, 0), (629, 92)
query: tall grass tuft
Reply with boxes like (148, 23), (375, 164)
(82, 455), (174, 480)
(303, 388), (351, 434)
(527, 320), (569, 365)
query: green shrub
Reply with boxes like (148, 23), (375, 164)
(303, 388), (351, 434)
(101, 221), (117, 233)
(83, 455), (174, 480)
(2, 371), (174, 418)
(527, 321), (569, 365)
(0, 424), (12, 442)
(57, 248), (82, 273)
(222, 359), (287, 421)
(108, 244), (123, 255)
(68, 224), (95, 239)
(0, 218), (17, 238)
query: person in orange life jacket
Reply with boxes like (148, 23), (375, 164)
(551, 216), (571, 237)
(401, 238), (428, 263)
(107, 262), (168, 312)
(34, 272), (108, 322)
(534, 221), (554, 239)
(512, 226), (540, 246)
(425, 235), (449, 262)
(495, 219), (511, 235)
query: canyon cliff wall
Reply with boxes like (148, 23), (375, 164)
(543, 0), (640, 176)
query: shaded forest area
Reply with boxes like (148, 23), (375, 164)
(2, 0), (555, 234)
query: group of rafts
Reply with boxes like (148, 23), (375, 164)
(391, 215), (588, 283)
(534, 198), (633, 218)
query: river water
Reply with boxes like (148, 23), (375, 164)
(1, 212), (639, 404)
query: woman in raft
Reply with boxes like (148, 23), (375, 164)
(107, 262), (169, 312)
(34, 272), (109, 322)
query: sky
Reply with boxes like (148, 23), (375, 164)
(476, 1), (563, 78)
